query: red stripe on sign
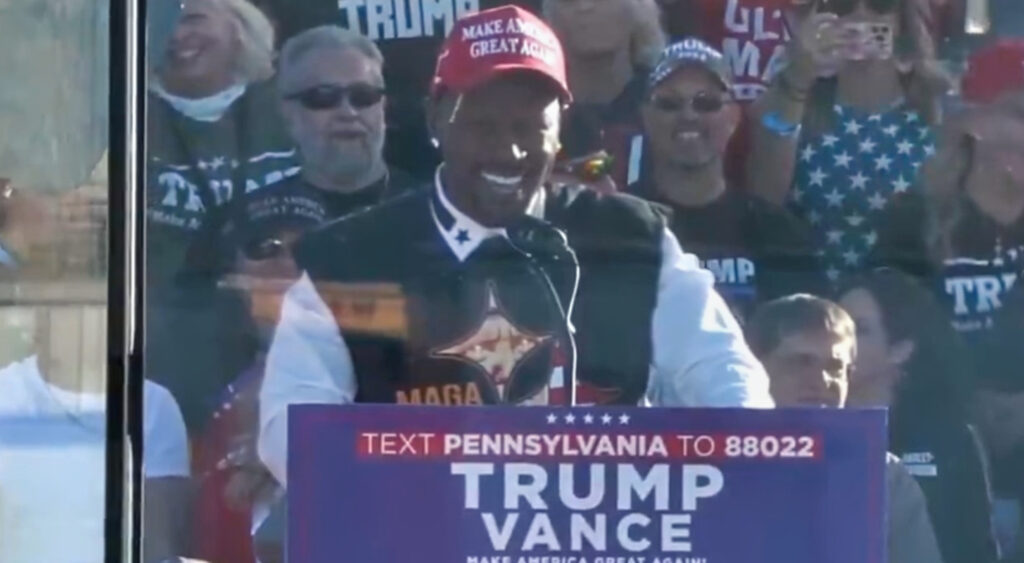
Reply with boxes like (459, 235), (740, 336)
(355, 431), (822, 461)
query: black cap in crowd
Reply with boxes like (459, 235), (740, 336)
(648, 38), (734, 94)
(227, 186), (329, 251)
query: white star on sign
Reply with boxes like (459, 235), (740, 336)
(844, 119), (862, 135)
(859, 138), (877, 154)
(919, 127), (930, 140)
(905, 112), (919, 123)
(808, 210), (822, 224)
(583, 414), (594, 424)
(546, 413), (557, 424)
(827, 267), (840, 281)
(601, 414), (612, 425)
(834, 151), (853, 168)
(867, 192), (887, 210)
(827, 230), (843, 245)
(821, 134), (839, 148)
(883, 125), (900, 137)
(892, 176), (910, 193)
(897, 140), (914, 155)
(863, 231), (878, 246)
(565, 413), (576, 424)
(210, 156), (226, 170)
(843, 249), (861, 265)
(801, 145), (816, 162)
(619, 414), (630, 425)
(825, 189), (844, 207)
(846, 214), (865, 227)
(808, 168), (827, 186)
(924, 144), (936, 156)
(874, 154), (893, 171)
(850, 172), (869, 190)
(868, 113), (883, 122)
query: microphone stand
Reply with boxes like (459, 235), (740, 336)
(507, 220), (580, 406)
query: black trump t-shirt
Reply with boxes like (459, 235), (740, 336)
(265, 0), (543, 180)
(630, 182), (824, 324)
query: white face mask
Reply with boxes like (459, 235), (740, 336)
(151, 81), (247, 122)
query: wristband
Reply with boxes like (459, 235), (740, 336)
(761, 112), (803, 138)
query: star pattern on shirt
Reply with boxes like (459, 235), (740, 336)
(834, 151), (853, 168)
(808, 168), (827, 186)
(792, 106), (933, 283)
(850, 172), (869, 190)
(801, 145), (817, 162)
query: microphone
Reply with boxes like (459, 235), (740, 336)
(507, 219), (580, 405)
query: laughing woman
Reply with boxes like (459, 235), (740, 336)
(146, 0), (297, 430)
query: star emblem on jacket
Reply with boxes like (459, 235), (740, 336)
(432, 282), (552, 400)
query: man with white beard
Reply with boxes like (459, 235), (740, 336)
(274, 25), (418, 220)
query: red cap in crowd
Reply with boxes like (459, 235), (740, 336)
(430, 5), (571, 101)
(962, 40), (1024, 104)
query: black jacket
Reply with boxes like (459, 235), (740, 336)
(891, 405), (1000, 563)
(294, 185), (665, 405)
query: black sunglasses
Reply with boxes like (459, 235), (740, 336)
(243, 238), (288, 261)
(284, 83), (386, 111)
(649, 91), (728, 114)
(817, 0), (899, 15)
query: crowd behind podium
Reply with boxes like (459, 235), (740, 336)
(2, 0), (1024, 562)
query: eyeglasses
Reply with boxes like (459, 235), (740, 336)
(817, 0), (899, 16)
(284, 83), (386, 111)
(649, 92), (729, 114)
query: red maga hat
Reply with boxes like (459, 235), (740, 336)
(962, 40), (1024, 104)
(430, 5), (571, 101)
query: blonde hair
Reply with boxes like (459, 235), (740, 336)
(542, 0), (666, 70)
(218, 0), (276, 83)
(155, 0), (275, 84)
(923, 100), (1024, 262)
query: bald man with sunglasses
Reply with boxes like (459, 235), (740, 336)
(275, 25), (419, 221)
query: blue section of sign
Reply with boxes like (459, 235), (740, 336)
(289, 406), (887, 563)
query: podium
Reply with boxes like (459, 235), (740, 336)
(284, 405), (886, 563)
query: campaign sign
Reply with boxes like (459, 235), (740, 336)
(289, 406), (886, 563)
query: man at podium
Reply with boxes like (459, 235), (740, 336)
(257, 4), (773, 489)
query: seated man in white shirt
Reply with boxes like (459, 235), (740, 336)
(0, 303), (191, 563)
(258, 4), (772, 489)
